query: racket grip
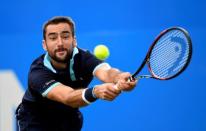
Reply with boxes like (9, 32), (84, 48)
(127, 76), (135, 82)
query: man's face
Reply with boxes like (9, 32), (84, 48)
(43, 23), (76, 63)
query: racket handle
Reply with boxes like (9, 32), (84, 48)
(127, 76), (136, 82)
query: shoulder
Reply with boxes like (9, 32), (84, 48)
(30, 54), (45, 68)
(74, 47), (103, 72)
(77, 47), (92, 57)
(29, 54), (50, 74)
(76, 47), (101, 62)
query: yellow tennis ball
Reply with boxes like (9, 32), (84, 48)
(94, 44), (110, 60)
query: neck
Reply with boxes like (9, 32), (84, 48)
(51, 59), (68, 70)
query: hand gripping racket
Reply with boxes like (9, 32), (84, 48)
(130, 27), (192, 81)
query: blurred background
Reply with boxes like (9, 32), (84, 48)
(0, 0), (206, 131)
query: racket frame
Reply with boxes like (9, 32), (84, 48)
(132, 27), (192, 80)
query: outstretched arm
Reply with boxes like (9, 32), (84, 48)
(94, 64), (138, 91)
(46, 82), (120, 108)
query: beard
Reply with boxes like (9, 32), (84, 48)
(49, 47), (73, 63)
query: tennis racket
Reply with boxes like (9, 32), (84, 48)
(130, 27), (192, 81)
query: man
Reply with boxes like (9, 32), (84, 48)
(16, 16), (137, 131)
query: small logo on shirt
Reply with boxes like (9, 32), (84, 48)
(45, 80), (55, 86)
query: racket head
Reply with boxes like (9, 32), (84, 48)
(147, 27), (192, 80)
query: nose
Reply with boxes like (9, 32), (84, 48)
(57, 36), (63, 46)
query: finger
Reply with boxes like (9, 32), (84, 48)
(105, 89), (120, 98)
(113, 85), (119, 90)
(112, 85), (122, 93)
(105, 95), (115, 101)
(127, 76), (137, 82)
(101, 92), (117, 101)
(130, 80), (138, 87)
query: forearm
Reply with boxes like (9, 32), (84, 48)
(65, 88), (98, 108)
(63, 89), (88, 108)
(106, 68), (122, 83)
(94, 65), (137, 91)
(47, 84), (95, 108)
(97, 68), (122, 83)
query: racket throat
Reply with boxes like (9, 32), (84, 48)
(137, 75), (152, 79)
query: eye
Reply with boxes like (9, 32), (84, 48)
(61, 33), (70, 40)
(49, 35), (57, 41)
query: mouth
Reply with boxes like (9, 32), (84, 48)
(55, 48), (67, 56)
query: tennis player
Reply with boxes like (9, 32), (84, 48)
(16, 16), (137, 131)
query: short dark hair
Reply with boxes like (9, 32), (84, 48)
(43, 16), (75, 40)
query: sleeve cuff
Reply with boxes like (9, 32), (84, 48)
(92, 63), (111, 76)
(42, 82), (61, 97)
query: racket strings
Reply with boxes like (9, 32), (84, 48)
(151, 32), (182, 74)
(151, 44), (182, 77)
(149, 30), (190, 79)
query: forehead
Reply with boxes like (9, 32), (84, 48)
(46, 23), (72, 34)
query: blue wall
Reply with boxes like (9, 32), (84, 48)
(1, 0), (206, 130)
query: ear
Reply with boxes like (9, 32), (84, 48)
(73, 36), (77, 47)
(42, 40), (47, 51)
